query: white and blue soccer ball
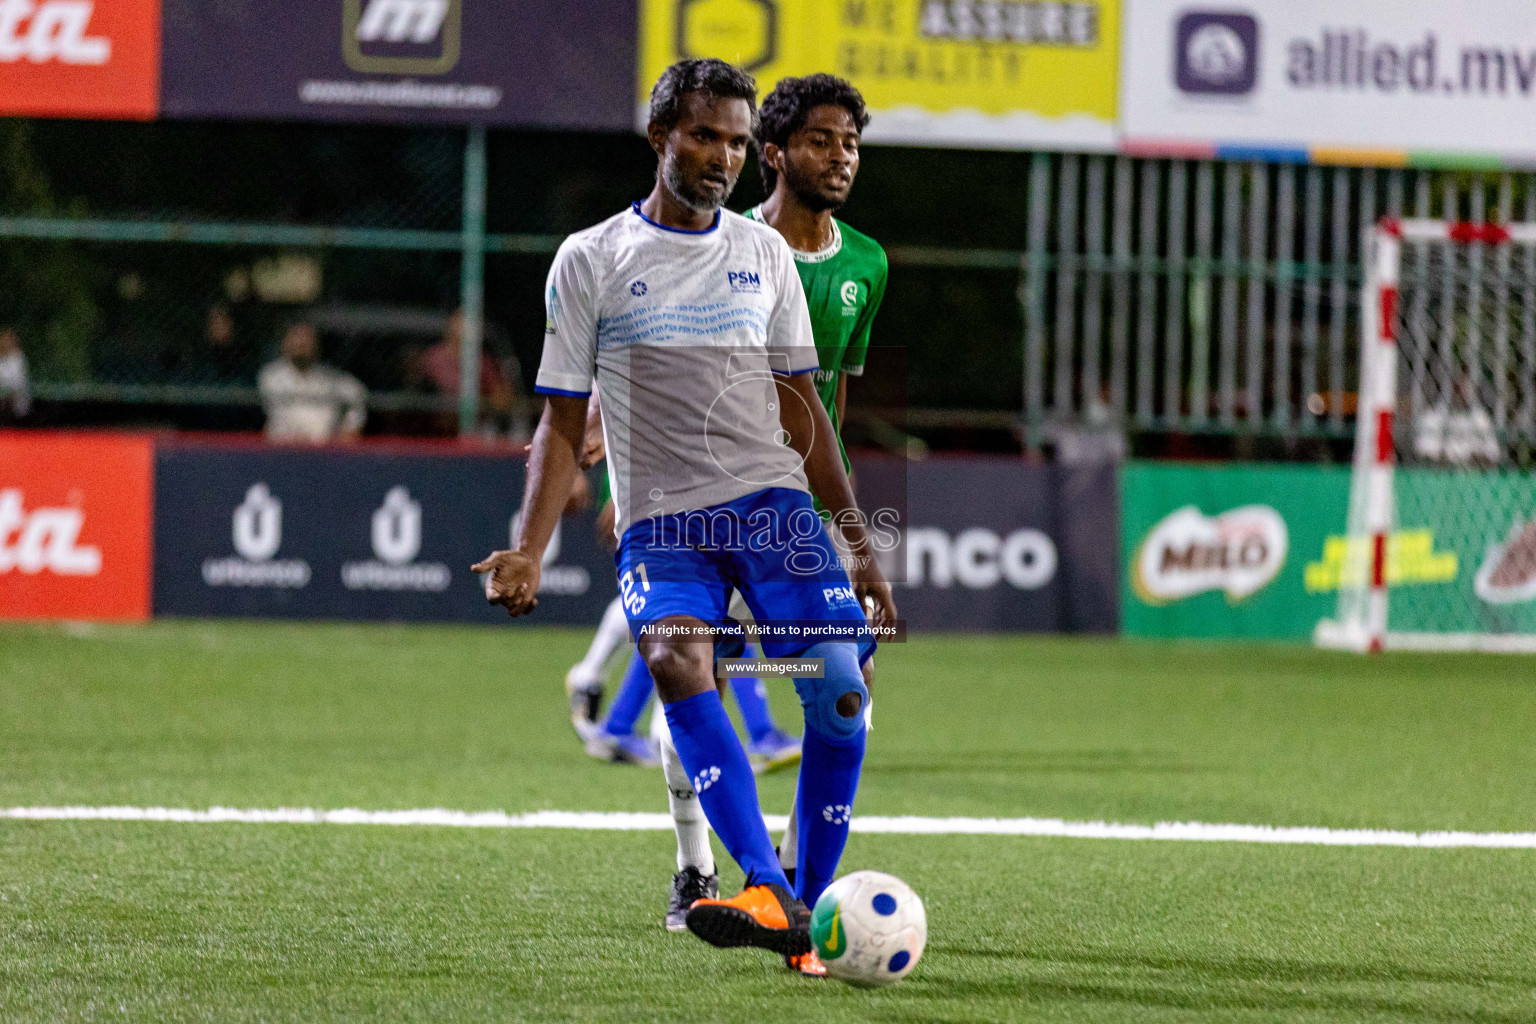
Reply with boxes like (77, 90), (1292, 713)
(809, 870), (927, 987)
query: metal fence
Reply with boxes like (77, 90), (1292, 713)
(1019, 154), (1536, 445)
(2, 117), (1527, 449)
(1, 123), (502, 435)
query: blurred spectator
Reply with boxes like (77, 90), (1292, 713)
(183, 304), (263, 431)
(187, 304), (257, 384)
(1413, 375), (1500, 466)
(1043, 387), (1128, 465)
(411, 309), (520, 435)
(258, 319), (367, 442)
(0, 326), (30, 423)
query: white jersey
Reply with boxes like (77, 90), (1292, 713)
(0, 351), (30, 418)
(258, 358), (368, 442)
(536, 204), (820, 535)
(1412, 404), (1501, 465)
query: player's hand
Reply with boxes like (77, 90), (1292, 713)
(849, 556), (897, 631)
(578, 421), (605, 469)
(471, 549), (541, 617)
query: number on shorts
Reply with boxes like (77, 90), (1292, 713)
(620, 561), (651, 615)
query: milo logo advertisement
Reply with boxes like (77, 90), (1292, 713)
(1121, 462), (1536, 640)
(1133, 505), (1288, 605)
(1121, 463), (1349, 640)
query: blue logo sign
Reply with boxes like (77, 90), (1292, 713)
(1175, 11), (1259, 96)
(630, 280), (648, 296)
(727, 270), (762, 294)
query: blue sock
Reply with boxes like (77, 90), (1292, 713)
(663, 690), (790, 890)
(792, 645), (868, 908)
(728, 645), (777, 743)
(600, 651), (654, 737)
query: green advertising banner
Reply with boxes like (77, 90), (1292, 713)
(1386, 470), (1536, 637)
(1123, 462), (1536, 641)
(1120, 462), (1351, 640)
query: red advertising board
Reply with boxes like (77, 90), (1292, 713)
(0, 432), (154, 621)
(0, 0), (160, 119)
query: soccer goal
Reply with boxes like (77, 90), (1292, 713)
(1316, 218), (1536, 653)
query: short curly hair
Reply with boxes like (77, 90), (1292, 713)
(754, 74), (871, 192)
(647, 58), (758, 134)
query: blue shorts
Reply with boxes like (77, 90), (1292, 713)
(615, 487), (875, 664)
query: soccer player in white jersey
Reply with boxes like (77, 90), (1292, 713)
(474, 58), (895, 964)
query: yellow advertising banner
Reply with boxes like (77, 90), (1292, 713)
(639, 0), (1120, 150)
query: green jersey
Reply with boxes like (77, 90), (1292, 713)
(746, 207), (888, 444)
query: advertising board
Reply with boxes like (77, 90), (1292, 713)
(0, 432), (154, 621)
(640, 0), (1121, 150)
(867, 457), (1118, 632)
(152, 443), (616, 624)
(0, 0), (159, 119)
(1122, 0), (1536, 165)
(160, 0), (636, 129)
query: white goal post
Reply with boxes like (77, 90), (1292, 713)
(1316, 218), (1536, 653)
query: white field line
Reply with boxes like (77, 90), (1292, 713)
(3, 806), (1535, 849)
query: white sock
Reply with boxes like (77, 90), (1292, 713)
(654, 707), (715, 875)
(779, 790), (799, 871)
(570, 597), (630, 685)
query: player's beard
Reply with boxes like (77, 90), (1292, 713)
(782, 158), (847, 214)
(662, 151), (735, 215)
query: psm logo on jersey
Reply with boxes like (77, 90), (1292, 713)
(727, 270), (762, 294)
(630, 280), (648, 297)
(823, 584), (860, 608)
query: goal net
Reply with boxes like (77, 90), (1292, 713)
(1316, 218), (1536, 653)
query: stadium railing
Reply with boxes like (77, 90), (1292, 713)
(2, 118), (1528, 450)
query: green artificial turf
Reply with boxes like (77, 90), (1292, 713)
(2, 620), (1534, 1022)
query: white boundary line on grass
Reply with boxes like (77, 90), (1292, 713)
(4, 806), (1536, 849)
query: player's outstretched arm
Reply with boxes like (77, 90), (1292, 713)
(472, 394), (587, 617)
(774, 371), (897, 628)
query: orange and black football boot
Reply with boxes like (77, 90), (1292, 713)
(784, 949), (828, 977)
(684, 882), (812, 955)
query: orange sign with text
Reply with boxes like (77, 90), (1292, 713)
(0, 432), (154, 621)
(0, 0), (160, 119)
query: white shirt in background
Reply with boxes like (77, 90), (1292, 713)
(0, 351), (29, 419)
(258, 358), (367, 442)
(1412, 404), (1501, 466)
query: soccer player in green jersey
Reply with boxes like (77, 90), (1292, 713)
(748, 74), (888, 479)
(649, 73), (889, 976)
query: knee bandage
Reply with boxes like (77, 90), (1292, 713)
(793, 642), (868, 741)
